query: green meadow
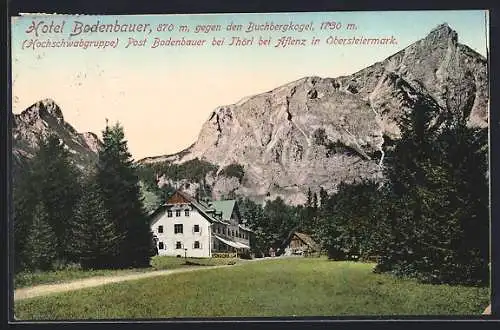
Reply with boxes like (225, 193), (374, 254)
(15, 257), (489, 319)
(14, 256), (239, 289)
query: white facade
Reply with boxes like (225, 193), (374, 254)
(151, 203), (212, 258)
(150, 190), (252, 258)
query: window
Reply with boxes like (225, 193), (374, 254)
(223, 228), (226, 235)
(176, 241), (182, 249)
(174, 224), (183, 234)
(194, 241), (201, 249)
(158, 225), (163, 233)
(176, 210), (181, 217)
(194, 225), (200, 233)
(167, 210), (172, 217)
(212, 226), (215, 233)
(185, 210), (190, 217)
(217, 227), (221, 234)
(158, 242), (164, 249)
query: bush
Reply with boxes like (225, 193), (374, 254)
(219, 163), (245, 183)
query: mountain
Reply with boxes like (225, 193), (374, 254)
(12, 99), (100, 174)
(138, 24), (489, 205)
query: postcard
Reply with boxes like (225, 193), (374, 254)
(10, 10), (491, 320)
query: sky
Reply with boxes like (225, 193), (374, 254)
(11, 10), (489, 160)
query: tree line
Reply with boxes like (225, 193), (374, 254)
(237, 100), (489, 286)
(13, 122), (155, 272)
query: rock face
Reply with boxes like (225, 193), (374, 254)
(140, 24), (489, 205)
(12, 99), (100, 173)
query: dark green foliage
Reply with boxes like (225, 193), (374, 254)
(237, 196), (300, 255)
(312, 128), (361, 157)
(263, 197), (300, 250)
(139, 181), (162, 214)
(219, 163), (245, 183)
(237, 197), (266, 255)
(151, 158), (218, 183)
(375, 100), (489, 285)
(31, 134), (82, 262)
(24, 203), (57, 271)
(96, 122), (154, 268)
(137, 159), (218, 205)
(13, 162), (37, 272)
(69, 178), (123, 270)
(136, 165), (159, 192)
(136, 164), (176, 204)
(13, 133), (82, 270)
(300, 188), (318, 235)
(319, 187), (328, 207)
(314, 181), (382, 260)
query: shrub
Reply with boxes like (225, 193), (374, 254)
(219, 163), (245, 183)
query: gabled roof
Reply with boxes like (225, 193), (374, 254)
(292, 232), (320, 250)
(208, 200), (236, 221)
(150, 190), (225, 225)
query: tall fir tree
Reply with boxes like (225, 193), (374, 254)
(433, 109), (489, 284)
(377, 96), (489, 284)
(25, 203), (57, 271)
(237, 197), (266, 255)
(377, 100), (449, 280)
(319, 187), (328, 208)
(70, 177), (123, 270)
(22, 133), (82, 264)
(96, 121), (154, 268)
(13, 162), (38, 272)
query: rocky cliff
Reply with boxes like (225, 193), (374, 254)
(12, 99), (100, 173)
(138, 23), (488, 205)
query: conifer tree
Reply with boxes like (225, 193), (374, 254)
(376, 100), (447, 279)
(319, 187), (328, 208)
(13, 162), (37, 272)
(21, 133), (82, 265)
(96, 121), (154, 268)
(25, 203), (57, 271)
(70, 177), (122, 270)
(376, 97), (489, 284)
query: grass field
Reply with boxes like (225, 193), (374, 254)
(14, 258), (489, 319)
(14, 256), (239, 289)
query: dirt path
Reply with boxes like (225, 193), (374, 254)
(14, 264), (235, 301)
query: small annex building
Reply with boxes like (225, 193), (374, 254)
(282, 232), (320, 256)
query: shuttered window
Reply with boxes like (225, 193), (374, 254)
(174, 224), (183, 234)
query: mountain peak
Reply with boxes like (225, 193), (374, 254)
(13, 99), (100, 172)
(425, 23), (458, 44)
(21, 98), (65, 122)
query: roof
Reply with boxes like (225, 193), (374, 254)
(292, 232), (319, 250)
(214, 235), (250, 249)
(150, 190), (225, 225)
(238, 224), (253, 233)
(208, 200), (236, 221)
